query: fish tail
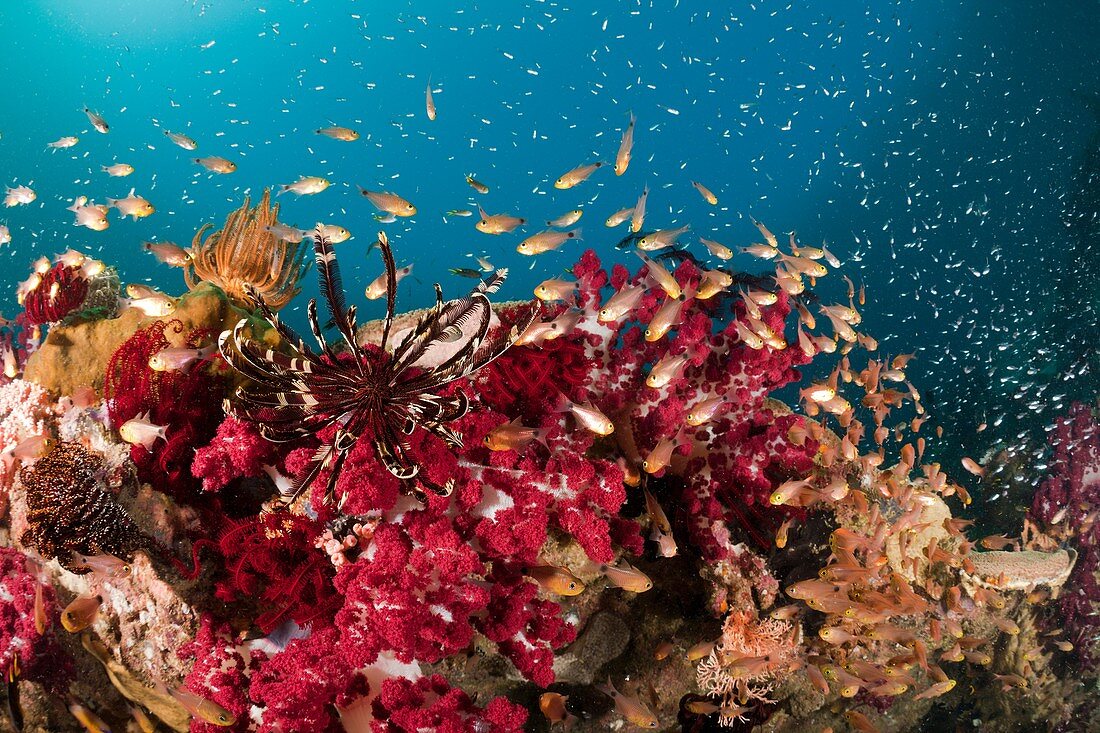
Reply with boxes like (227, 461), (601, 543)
(568, 227), (582, 240)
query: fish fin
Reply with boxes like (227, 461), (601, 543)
(596, 677), (616, 698)
(569, 227), (582, 240)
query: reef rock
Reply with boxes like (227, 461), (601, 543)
(24, 283), (254, 397)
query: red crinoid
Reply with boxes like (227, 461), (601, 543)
(104, 319), (226, 498)
(213, 512), (338, 633)
(22, 262), (89, 325)
(474, 326), (594, 420)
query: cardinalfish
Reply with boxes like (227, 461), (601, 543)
(143, 240), (192, 266)
(102, 163), (133, 177)
(364, 264), (413, 300)
(637, 225), (691, 252)
(769, 479), (819, 507)
(700, 237), (733, 260)
(599, 561), (653, 592)
(314, 223), (352, 243)
(691, 180), (718, 205)
(61, 593), (103, 633)
(465, 174), (489, 194)
(526, 565), (585, 596)
(605, 206), (635, 228)
(555, 161), (603, 189)
(631, 186), (649, 232)
(646, 353), (690, 389)
(517, 228), (582, 255)
(475, 206), (525, 234)
(156, 682), (236, 727)
(547, 209), (583, 227)
(597, 283), (646, 322)
(6, 654), (22, 732)
(539, 692), (574, 726)
(560, 398), (614, 436)
(279, 176), (330, 196)
(148, 344), (217, 374)
(685, 396), (728, 427)
(425, 78), (437, 120)
(597, 678), (658, 728)
(636, 251), (682, 298)
(316, 125), (359, 141)
(72, 552), (132, 581)
(69, 700), (112, 733)
(483, 417), (548, 452)
(194, 156), (236, 174)
(615, 112), (635, 175)
(358, 187), (415, 216)
(164, 130), (198, 150)
(534, 278), (578, 303)
(642, 435), (680, 474)
(118, 412), (169, 450)
(645, 290), (693, 342)
(47, 135), (79, 150)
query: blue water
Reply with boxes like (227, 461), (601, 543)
(1, 0), (1096, 469)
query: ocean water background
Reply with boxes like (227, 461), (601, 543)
(0, 0), (1096, 507)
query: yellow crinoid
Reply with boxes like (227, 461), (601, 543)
(185, 189), (308, 311)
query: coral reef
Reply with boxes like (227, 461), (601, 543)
(0, 225), (1091, 733)
(186, 189), (309, 311)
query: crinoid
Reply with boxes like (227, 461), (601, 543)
(185, 189), (309, 311)
(219, 229), (540, 506)
(20, 442), (153, 573)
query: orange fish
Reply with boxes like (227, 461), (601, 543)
(526, 565), (585, 596)
(615, 113), (635, 176)
(599, 561), (653, 593)
(597, 678), (658, 728)
(61, 593), (102, 633)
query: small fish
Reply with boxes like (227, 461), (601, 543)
(165, 131), (198, 150)
(47, 135), (79, 150)
(961, 457), (984, 477)
(130, 706), (156, 733)
(685, 396), (727, 426)
(643, 488), (671, 534)
(599, 561), (653, 593)
(316, 126), (359, 141)
(750, 217), (779, 247)
(685, 700), (720, 715)
(446, 209), (474, 217)
(68, 196), (110, 231)
(554, 162), (603, 189)
(605, 206), (635, 227)
(631, 186), (649, 232)
(120, 294), (176, 317)
(768, 479), (815, 507)
(615, 112), (636, 176)
(597, 678), (657, 728)
(263, 223), (308, 243)
(643, 437), (677, 474)
(358, 187), (416, 216)
(157, 683), (236, 726)
(845, 710), (881, 733)
(483, 417), (547, 452)
(561, 398), (614, 436)
(425, 79), (437, 121)
(0, 225), (9, 246)
(691, 181), (718, 205)
(775, 517), (794, 548)
(653, 528), (677, 558)
(654, 641), (675, 660)
(547, 209), (583, 228)
(741, 244), (779, 259)
(534, 278), (578, 302)
(526, 565), (585, 596)
(636, 251), (681, 298)
(517, 228), (581, 255)
(61, 593), (103, 633)
(280, 176), (331, 197)
(315, 223), (352, 243)
(71, 552), (132, 581)
(449, 267), (483, 279)
(194, 156), (236, 174)
(700, 237), (733, 260)
(476, 256), (494, 271)
(125, 284), (161, 300)
(476, 206), (526, 235)
(686, 641), (715, 661)
(12, 434), (54, 461)
(108, 188), (154, 220)
(118, 412), (169, 450)
(637, 225), (691, 252)
(83, 106), (109, 134)
(645, 293), (689, 341)
(69, 700), (112, 733)
(597, 283), (646, 322)
(646, 353), (689, 389)
(465, 174), (489, 194)
(101, 163), (134, 177)
(143, 241), (192, 267)
(365, 264), (413, 300)
(34, 582), (49, 635)
(539, 692), (571, 724)
(4, 185), (36, 207)
(148, 344), (216, 373)
(6, 654), (22, 732)
(914, 679), (957, 700)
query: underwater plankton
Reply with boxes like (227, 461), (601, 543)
(219, 229), (540, 505)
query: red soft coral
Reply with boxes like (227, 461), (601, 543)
(0, 549), (72, 693)
(370, 674), (527, 733)
(179, 614), (252, 732)
(192, 416), (286, 492)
